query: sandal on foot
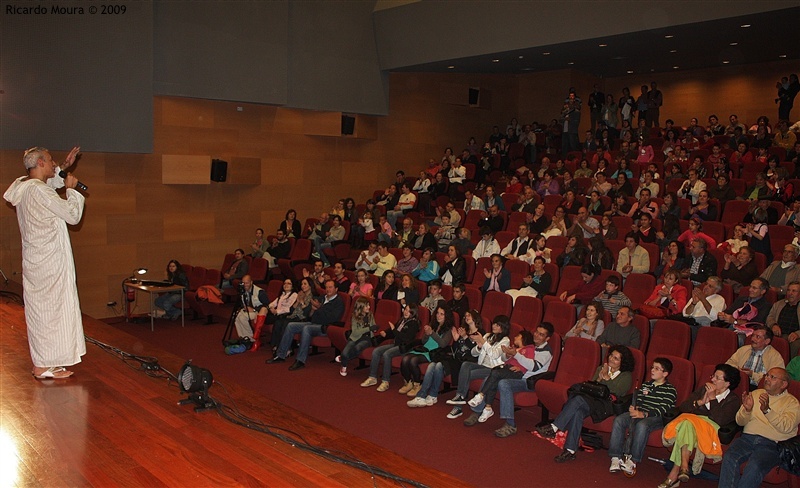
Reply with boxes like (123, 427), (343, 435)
(33, 367), (73, 380)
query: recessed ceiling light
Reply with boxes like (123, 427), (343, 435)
(670, 49), (678, 53)
(740, 24), (750, 28)
(627, 70), (634, 74)
(673, 66), (679, 69)
(664, 35), (674, 39)
(542, 52), (551, 56)
(492, 59), (500, 63)
(447, 65), (455, 69)
(518, 55), (524, 59)
(522, 68), (533, 71)
(730, 42), (738, 46)
(650, 69), (655, 72)
(567, 62), (574, 65)
(599, 43), (607, 47)
(779, 54), (787, 58)
(722, 60), (730, 64)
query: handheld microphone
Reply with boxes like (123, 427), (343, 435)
(58, 170), (88, 191)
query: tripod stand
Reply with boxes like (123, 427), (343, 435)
(222, 285), (254, 345)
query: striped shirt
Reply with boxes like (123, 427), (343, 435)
(635, 380), (678, 417)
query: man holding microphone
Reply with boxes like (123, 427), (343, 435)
(4, 146), (86, 379)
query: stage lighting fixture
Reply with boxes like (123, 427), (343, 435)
(129, 267), (147, 283)
(177, 361), (216, 412)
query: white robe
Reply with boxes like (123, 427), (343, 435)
(4, 173), (86, 367)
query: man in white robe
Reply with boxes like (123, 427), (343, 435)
(3, 146), (85, 379)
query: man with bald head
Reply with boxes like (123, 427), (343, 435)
(719, 367), (799, 488)
(568, 206), (599, 239)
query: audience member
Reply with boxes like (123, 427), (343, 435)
(718, 367), (799, 488)
(606, 357), (677, 476)
(726, 326), (786, 389)
(766, 281), (800, 357)
(535, 346), (636, 463)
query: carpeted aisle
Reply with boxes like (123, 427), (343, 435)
(104, 315), (721, 488)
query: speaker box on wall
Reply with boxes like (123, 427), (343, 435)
(468, 88), (480, 106)
(341, 115), (356, 135)
(210, 159), (228, 182)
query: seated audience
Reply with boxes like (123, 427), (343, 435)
(641, 270), (689, 319)
(535, 346), (637, 463)
(616, 232), (650, 278)
(360, 304), (421, 392)
(398, 305), (455, 397)
(507, 257), (551, 304)
(761, 244), (800, 298)
(407, 309), (481, 408)
(597, 306), (641, 351)
(444, 316), (512, 419)
(716, 278), (772, 332)
(682, 276), (726, 329)
(463, 325), (554, 435)
(411, 248), (440, 283)
(348, 269), (374, 298)
(766, 281), (800, 357)
(605, 358), (678, 476)
(154, 260), (189, 320)
(560, 264), (605, 305)
(440, 245), (467, 286)
(268, 279), (345, 371)
(473, 226), (501, 260)
(720, 246), (759, 294)
(726, 326), (786, 389)
(333, 297), (377, 377)
(481, 254), (512, 293)
(594, 275), (631, 317)
(659, 364), (742, 487)
(565, 300), (606, 341)
(718, 367), (799, 488)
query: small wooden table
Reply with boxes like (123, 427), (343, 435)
(122, 280), (185, 331)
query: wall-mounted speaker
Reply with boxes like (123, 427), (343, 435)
(211, 159), (228, 182)
(468, 87), (480, 106)
(341, 115), (356, 135)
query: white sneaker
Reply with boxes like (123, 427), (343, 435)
(620, 456), (637, 477)
(609, 457), (621, 473)
(478, 406), (494, 423)
(425, 395), (438, 406)
(339, 366), (347, 377)
(467, 392), (484, 407)
(335, 355), (342, 363)
(407, 397), (427, 408)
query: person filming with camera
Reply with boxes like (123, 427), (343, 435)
(234, 275), (268, 352)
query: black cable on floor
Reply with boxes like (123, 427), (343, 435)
(85, 335), (428, 488)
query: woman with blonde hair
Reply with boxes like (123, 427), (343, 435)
(335, 297), (377, 377)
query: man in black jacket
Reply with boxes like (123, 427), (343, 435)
(268, 280), (344, 370)
(681, 238), (718, 286)
(715, 278), (772, 330)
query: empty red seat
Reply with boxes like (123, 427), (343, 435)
(511, 296), (543, 330)
(535, 337), (602, 419)
(689, 327), (739, 385)
(481, 291), (513, 321)
(542, 300), (577, 337)
(647, 320), (692, 362)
